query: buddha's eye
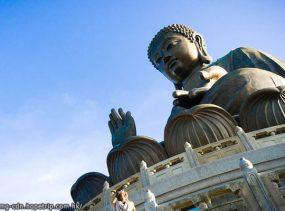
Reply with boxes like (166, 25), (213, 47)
(155, 56), (162, 65)
(166, 40), (180, 51)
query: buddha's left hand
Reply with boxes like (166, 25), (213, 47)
(172, 65), (227, 108)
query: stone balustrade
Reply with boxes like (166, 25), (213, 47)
(81, 124), (285, 211)
(247, 124), (285, 148)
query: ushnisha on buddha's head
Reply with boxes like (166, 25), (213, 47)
(148, 24), (212, 86)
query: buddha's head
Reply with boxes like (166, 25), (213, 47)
(148, 24), (212, 86)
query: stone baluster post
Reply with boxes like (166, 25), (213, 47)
(236, 126), (255, 150)
(184, 142), (199, 168)
(144, 189), (158, 211)
(140, 160), (150, 187)
(102, 181), (111, 207)
(239, 157), (277, 211)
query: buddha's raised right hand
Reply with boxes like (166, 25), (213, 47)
(108, 108), (137, 148)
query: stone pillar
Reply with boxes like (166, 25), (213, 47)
(144, 189), (158, 211)
(236, 126), (255, 150)
(184, 142), (199, 168)
(239, 157), (277, 211)
(140, 160), (150, 187)
(102, 181), (111, 207)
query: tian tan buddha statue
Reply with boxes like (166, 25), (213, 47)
(106, 24), (285, 184)
(148, 24), (285, 117)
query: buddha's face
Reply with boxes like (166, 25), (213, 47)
(150, 32), (200, 84)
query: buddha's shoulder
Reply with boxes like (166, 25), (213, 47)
(229, 47), (262, 55)
(213, 47), (259, 64)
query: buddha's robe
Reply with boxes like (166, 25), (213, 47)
(170, 47), (285, 119)
(210, 47), (285, 77)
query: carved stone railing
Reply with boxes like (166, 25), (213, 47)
(82, 193), (103, 211)
(193, 136), (246, 165)
(81, 125), (285, 211)
(147, 153), (188, 184)
(206, 198), (245, 211)
(110, 173), (141, 195)
(247, 124), (285, 148)
(81, 173), (141, 211)
(157, 181), (244, 211)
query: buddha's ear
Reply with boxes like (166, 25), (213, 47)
(194, 34), (204, 51)
(194, 33), (212, 64)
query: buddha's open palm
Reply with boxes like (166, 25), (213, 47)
(108, 108), (137, 148)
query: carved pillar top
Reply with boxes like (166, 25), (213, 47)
(103, 181), (110, 191)
(239, 157), (253, 171)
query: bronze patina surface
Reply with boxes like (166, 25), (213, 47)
(71, 172), (111, 206)
(164, 104), (237, 156)
(148, 24), (285, 118)
(240, 86), (285, 132)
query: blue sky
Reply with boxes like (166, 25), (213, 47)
(0, 0), (284, 205)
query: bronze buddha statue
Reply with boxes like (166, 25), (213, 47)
(106, 24), (285, 182)
(148, 24), (285, 117)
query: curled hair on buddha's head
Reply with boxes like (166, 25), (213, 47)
(147, 24), (212, 71)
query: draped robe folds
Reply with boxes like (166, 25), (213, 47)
(210, 47), (285, 77)
(169, 47), (285, 119)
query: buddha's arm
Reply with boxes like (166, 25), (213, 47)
(200, 65), (227, 83)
